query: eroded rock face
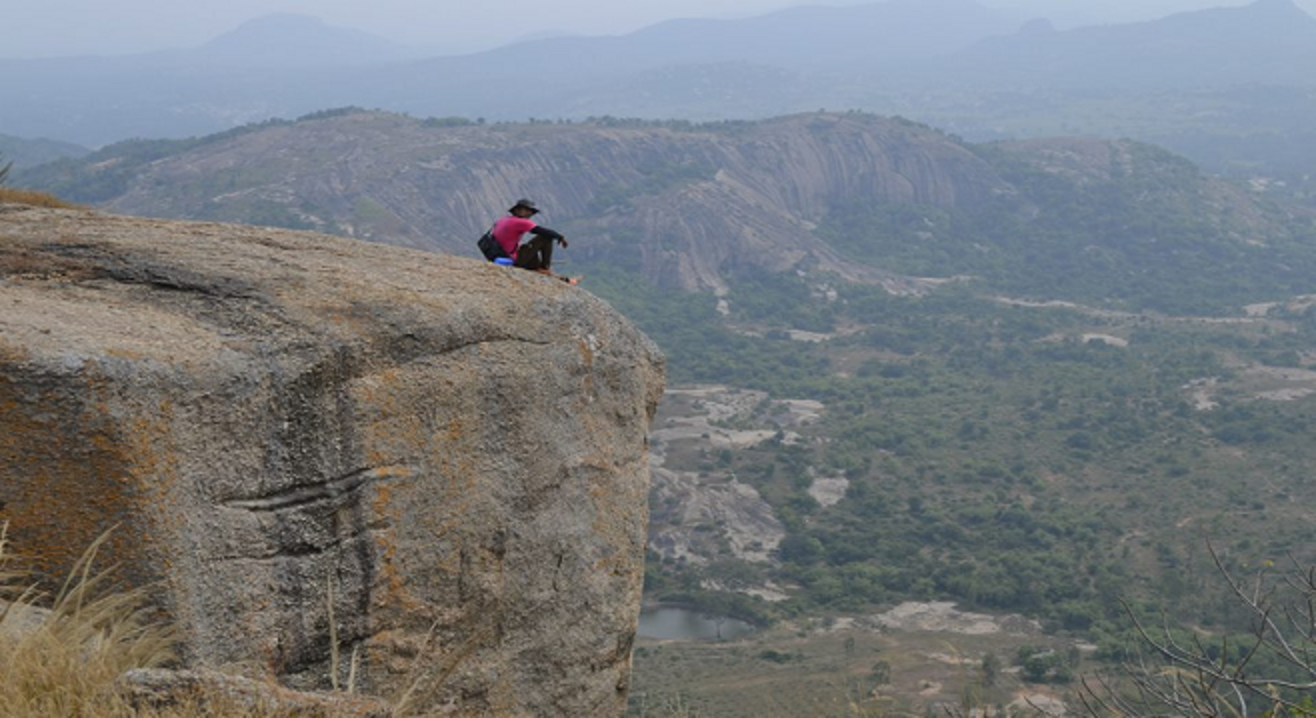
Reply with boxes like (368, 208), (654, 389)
(0, 204), (664, 716)
(90, 112), (1010, 292)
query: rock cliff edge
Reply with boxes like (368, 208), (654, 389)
(0, 203), (664, 716)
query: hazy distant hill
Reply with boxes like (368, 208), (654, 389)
(930, 0), (1316, 89)
(0, 0), (1017, 146)
(24, 109), (1312, 311)
(3, 0), (1315, 156)
(171, 13), (420, 68)
(401, 0), (1017, 80)
(0, 14), (414, 146)
(0, 133), (89, 168)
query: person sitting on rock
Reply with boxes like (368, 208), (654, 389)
(491, 199), (569, 275)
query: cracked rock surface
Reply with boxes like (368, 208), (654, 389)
(0, 204), (664, 717)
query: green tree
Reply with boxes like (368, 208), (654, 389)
(981, 652), (1001, 687)
(870, 660), (891, 686)
(1022, 654), (1052, 684)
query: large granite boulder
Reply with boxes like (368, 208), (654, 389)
(0, 204), (664, 716)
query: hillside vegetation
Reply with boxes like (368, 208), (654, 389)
(601, 268), (1316, 713)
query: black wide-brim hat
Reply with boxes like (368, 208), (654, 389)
(509, 198), (540, 214)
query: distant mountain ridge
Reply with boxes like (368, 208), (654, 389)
(25, 111), (1003, 291)
(182, 13), (419, 68)
(0, 13), (420, 146)
(24, 110), (1308, 309)
(0, 0), (1021, 146)
(448, 0), (1019, 75)
(2, 0), (1314, 185)
(0, 134), (89, 168)
(931, 0), (1316, 89)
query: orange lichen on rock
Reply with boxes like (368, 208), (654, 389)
(0, 367), (146, 584)
(369, 481), (427, 616)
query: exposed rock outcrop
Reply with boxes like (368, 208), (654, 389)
(27, 111), (1300, 295)
(0, 204), (664, 716)
(39, 112), (1010, 292)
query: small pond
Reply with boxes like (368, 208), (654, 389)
(637, 607), (755, 641)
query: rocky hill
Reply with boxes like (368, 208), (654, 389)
(26, 112), (1008, 292)
(24, 110), (1299, 302)
(0, 203), (664, 715)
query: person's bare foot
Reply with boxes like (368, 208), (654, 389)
(531, 268), (579, 285)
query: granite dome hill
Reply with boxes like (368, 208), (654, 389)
(24, 110), (1313, 311)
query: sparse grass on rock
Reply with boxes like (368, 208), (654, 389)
(0, 525), (176, 717)
(0, 524), (411, 717)
(0, 156), (78, 208)
(0, 187), (80, 209)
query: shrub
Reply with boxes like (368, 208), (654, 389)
(757, 649), (798, 664)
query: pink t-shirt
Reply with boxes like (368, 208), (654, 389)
(492, 217), (536, 259)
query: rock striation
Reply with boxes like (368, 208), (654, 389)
(0, 204), (664, 716)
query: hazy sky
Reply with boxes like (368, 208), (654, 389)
(5, 0), (1312, 59)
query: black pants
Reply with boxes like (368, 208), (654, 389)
(514, 235), (555, 271)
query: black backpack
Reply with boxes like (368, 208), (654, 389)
(477, 224), (508, 262)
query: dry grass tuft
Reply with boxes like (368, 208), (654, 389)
(0, 525), (383, 717)
(0, 524), (177, 717)
(0, 186), (81, 209)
